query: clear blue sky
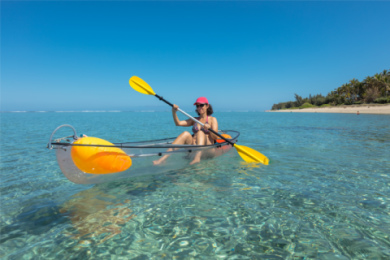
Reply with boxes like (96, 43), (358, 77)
(1, 1), (389, 112)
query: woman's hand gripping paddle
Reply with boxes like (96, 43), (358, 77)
(129, 76), (269, 165)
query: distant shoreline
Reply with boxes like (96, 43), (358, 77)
(266, 104), (390, 115)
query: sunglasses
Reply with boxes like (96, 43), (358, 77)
(196, 104), (207, 108)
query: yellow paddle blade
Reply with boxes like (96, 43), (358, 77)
(129, 76), (156, 96)
(234, 144), (269, 165)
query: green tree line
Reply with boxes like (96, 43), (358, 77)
(271, 69), (390, 110)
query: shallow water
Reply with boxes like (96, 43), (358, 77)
(1, 112), (389, 259)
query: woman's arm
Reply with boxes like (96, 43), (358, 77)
(204, 117), (219, 140)
(172, 105), (193, 127)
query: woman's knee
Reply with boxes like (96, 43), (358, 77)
(194, 131), (205, 138)
(180, 131), (192, 138)
(194, 131), (206, 145)
(177, 131), (193, 144)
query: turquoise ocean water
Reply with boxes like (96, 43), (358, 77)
(1, 111), (389, 259)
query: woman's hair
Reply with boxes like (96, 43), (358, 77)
(196, 104), (213, 116)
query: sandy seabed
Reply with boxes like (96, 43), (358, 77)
(267, 104), (390, 115)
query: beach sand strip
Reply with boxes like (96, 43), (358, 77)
(266, 104), (390, 115)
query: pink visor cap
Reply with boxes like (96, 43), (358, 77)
(194, 97), (209, 105)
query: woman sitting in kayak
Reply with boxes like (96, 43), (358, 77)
(153, 97), (219, 165)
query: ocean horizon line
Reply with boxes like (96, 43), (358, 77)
(0, 110), (268, 113)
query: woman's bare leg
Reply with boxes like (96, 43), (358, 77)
(190, 131), (206, 165)
(153, 131), (193, 165)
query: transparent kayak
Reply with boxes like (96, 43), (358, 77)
(47, 125), (239, 184)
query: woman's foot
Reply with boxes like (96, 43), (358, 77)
(153, 155), (168, 165)
(189, 152), (201, 165)
(189, 158), (201, 165)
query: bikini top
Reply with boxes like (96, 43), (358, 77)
(192, 116), (209, 134)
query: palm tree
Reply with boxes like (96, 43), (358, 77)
(380, 70), (390, 98)
(373, 73), (387, 97)
(365, 87), (380, 103)
(294, 94), (304, 107)
(362, 76), (374, 101)
(349, 78), (360, 102)
(383, 76), (390, 98)
(339, 83), (352, 104)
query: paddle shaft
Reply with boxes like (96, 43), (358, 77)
(154, 94), (234, 146)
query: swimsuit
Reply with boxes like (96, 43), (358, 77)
(192, 116), (209, 134)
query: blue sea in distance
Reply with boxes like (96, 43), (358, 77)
(1, 111), (390, 259)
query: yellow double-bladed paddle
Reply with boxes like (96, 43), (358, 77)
(129, 76), (269, 165)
